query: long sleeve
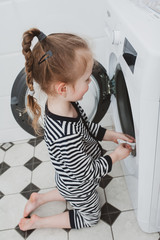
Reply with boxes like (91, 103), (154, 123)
(47, 133), (112, 182)
(74, 102), (107, 141)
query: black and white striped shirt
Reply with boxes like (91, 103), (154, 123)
(44, 102), (112, 197)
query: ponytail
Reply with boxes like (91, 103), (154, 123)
(22, 28), (42, 135)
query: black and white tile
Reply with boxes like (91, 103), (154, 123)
(0, 134), (159, 240)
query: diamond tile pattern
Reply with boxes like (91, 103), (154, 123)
(99, 175), (113, 189)
(24, 157), (42, 171)
(101, 202), (121, 225)
(20, 183), (40, 200)
(15, 223), (35, 239)
(0, 142), (14, 151)
(0, 191), (4, 200)
(0, 136), (159, 240)
(0, 162), (10, 175)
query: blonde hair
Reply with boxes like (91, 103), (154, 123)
(22, 28), (92, 134)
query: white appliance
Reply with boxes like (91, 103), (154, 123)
(0, 0), (109, 143)
(104, 0), (160, 233)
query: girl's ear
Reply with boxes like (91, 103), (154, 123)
(55, 82), (67, 96)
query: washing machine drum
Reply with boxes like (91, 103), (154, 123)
(11, 61), (111, 137)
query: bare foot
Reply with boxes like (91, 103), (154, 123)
(19, 214), (39, 231)
(23, 192), (42, 217)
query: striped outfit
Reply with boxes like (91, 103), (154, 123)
(44, 102), (112, 229)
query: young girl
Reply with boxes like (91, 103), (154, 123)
(19, 28), (134, 231)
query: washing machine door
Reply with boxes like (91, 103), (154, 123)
(114, 66), (135, 138)
(11, 61), (111, 137)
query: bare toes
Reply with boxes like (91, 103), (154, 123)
(19, 215), (38, 231)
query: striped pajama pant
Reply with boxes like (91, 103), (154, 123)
(68, 190), (101, 229)
(57, 184), (101, 229)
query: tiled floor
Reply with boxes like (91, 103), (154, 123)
(0, 132), (160, 239)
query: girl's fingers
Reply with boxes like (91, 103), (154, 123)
(124, 134), (135, 142)
(124, 143), (132, 150)
(113, 132), (135, 144)
(113, 139), (118, 144)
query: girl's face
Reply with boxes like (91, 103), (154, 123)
(67, 57), (94, 102)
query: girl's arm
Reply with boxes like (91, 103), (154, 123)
(76, 103), (135, 143)
(76, 102), (106, 140)
(48, 134), (132, 182)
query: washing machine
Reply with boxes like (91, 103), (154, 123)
(103, 0), (160, 233)
(0, 0), (110, 143)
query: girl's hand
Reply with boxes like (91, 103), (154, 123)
(113, 132), (135, 144)
(109, 143), (132, 164)
(103, 130), (135, 144)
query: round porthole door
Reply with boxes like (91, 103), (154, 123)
(114, 67), (135, 139)
(11, 61), (111, 137)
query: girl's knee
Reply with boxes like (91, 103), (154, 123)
(89, 217), (100, 227)
(84, 209), (101, 228)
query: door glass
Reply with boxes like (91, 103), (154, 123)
(115, 68), (135, 139)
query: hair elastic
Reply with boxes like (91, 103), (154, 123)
(38, 50), (53, 64)
(28, 89), (35, 96)
(37, 32), (47, 42)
